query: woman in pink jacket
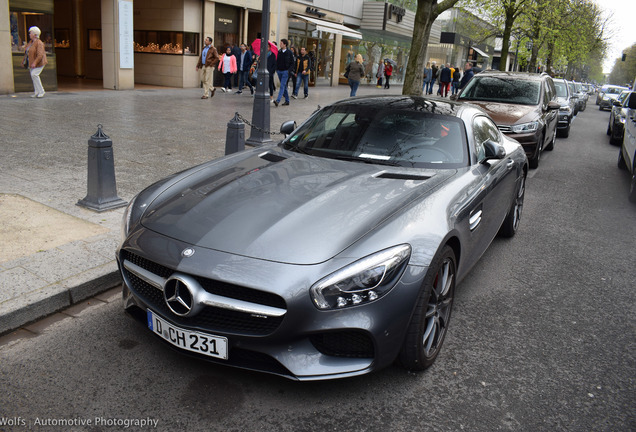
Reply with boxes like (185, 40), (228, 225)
(218, 47), (238, 92)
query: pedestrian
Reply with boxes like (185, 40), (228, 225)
(195, 36), (220, 99)
(287, 46), (298, 94)
(292, 46), (311, 99)
(235, 43), (254, 95)
(231, 43), (241, 87)
(439, 63), (451, 97)
(459, 62), (474, 90)
(266, 45), (277, 101)
(376, 60), (384, 88)
(346, 54), (365, 97)
(429, 61), (438, 95)
(452, 66), (461, 95)
(273, 39), (294, 107)
(22, 26), (48, 98)
(384, 61), (393, 89)
(218, 46), (237, 92)
(423, 62), (432, 95)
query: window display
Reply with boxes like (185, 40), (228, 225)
(133, 31), (199, 55)
(10, 11), (53, 53)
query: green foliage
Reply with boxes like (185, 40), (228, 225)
(608, 44), (636, 86)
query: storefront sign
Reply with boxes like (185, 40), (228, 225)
(386, 5), (405, 23)
(218, 18), (233, 24)
(119, 0), (133, 68)
(306, 7), (326, 18)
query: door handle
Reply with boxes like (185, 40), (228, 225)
(506, 160), (514, 170)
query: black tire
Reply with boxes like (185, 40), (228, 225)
(559, 124), (570, 138)
(499, 171), (526, 238)
(607, 123), (612, 135)
(630, 169), (636, 204)
(398, 245), (456, 371)
(609, 130), (623, 145)
(618, 150), (627, 170)
(545, 128), (556, 151)
(529, 135), (543, 169)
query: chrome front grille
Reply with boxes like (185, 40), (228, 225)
(497, 125), (512, 133)
(121, 250), (286, 336)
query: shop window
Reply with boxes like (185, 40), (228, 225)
(133, 31), (199, 55)
(88, 30), (101, 50)
(55, 28), (70, 49)
(10, 11), (53, 53)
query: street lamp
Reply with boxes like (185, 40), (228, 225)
(246, 0), (273, 147)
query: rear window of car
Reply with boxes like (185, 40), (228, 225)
(459, 76), (541, 105)
(554, 81), (568, 97)
(607, 87), (625, 94)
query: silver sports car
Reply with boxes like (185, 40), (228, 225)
(117, 96), (528, 380)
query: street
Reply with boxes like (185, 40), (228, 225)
(1, 100), (635, 432)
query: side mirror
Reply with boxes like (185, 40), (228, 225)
(547, 101), (560, 111)
(280, 120), (297, 136)
(482, 140), (506, 162)
(613, 99), (622, 107)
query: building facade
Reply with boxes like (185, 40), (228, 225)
(0, 0), (494, 95)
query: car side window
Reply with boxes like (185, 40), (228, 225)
(472, 116), (501, 161)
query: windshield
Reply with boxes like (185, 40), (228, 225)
(606, 87), (625, 95)
(282, 105), (468, 168)
(459, 76), (541, 105)
(554, 81), (568, 97)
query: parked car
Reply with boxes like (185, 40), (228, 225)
(573, 82), (588, 111)
(457, 71), (559, 168)
(618, 92), (636, 202)
(553, 78), (575, 137)
(117, 96), (528, 380)
(607, 91), (632, 145)
(568, 81), (580, 116)
(598, 85), (629, 110)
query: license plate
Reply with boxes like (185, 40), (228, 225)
(147, 309), (228, 360)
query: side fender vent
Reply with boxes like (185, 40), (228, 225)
(376, 173), (431, 181)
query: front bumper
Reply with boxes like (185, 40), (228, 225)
(117, 231), (426, 381)
(557, 113), (571, 130)
(501, 131), (540, 158)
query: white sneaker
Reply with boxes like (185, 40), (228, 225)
(36, 93), (45, 98)
(30, 94), (37, 98)
(221, 87), (227, 93)
(291, 95), (297, 99)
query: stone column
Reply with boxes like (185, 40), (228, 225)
(0, 0), (15, 94)
(101, 0), (134, 90)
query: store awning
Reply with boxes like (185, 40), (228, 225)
(290, 14), (363, 40)
(471, 46), (490, 58)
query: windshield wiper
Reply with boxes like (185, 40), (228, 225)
(331, 155), (402, 166)
(282, 141), (313, 155)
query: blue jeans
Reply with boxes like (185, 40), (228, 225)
(238, 70), (253, 92)
(294, 73), (309, 97)
(348, 79), (360, 97)
(427, 79), (436, 94)
(276, 70), (290, 103)
(452, 81), (459, 94)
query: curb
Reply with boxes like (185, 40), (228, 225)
(0, 264), (122, 336)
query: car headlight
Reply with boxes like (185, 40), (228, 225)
(510, 121), (539, 134)
(310, 244), (411, 310)
(121, 194), (142, 242)
(559, 105), (572, 114)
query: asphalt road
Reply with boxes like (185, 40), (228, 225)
(0, 104), (634, 432)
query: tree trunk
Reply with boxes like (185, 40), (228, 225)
(499, 9), (516, 71)
(402, 0), (437, 95)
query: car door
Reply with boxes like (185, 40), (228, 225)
(623, 93), (636, 172)
(543, 78), (558, 141)
(457, 115), (518, 272)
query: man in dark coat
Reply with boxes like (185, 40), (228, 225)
(273, 39), (295, 106)
(235, 43), (254, 95)
(459, 62), (474, 90)
(439, 63), (452, 97)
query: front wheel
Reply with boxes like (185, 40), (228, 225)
(398, 246), (456, 371)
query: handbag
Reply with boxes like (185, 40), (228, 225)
(22, 54), (29, 69)
(344, 64), (350, 79)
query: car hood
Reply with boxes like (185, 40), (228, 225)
(140, 148), (455, 264)
(462, 101), (539, 125)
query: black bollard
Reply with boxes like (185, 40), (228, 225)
(77, 124), (127, 212)
(225, 113), (245, 155)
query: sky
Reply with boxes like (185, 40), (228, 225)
(595, 0), (636, 73)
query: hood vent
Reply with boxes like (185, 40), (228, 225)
(376, 172), (431, 181)
(259, 152), (288, 163)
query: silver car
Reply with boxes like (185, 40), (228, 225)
(618, 92), (636, 202)
(117, 96), (528, 380)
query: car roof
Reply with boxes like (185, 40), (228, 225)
(329, 95), (465, 117)
(471, 70), (548, 81)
